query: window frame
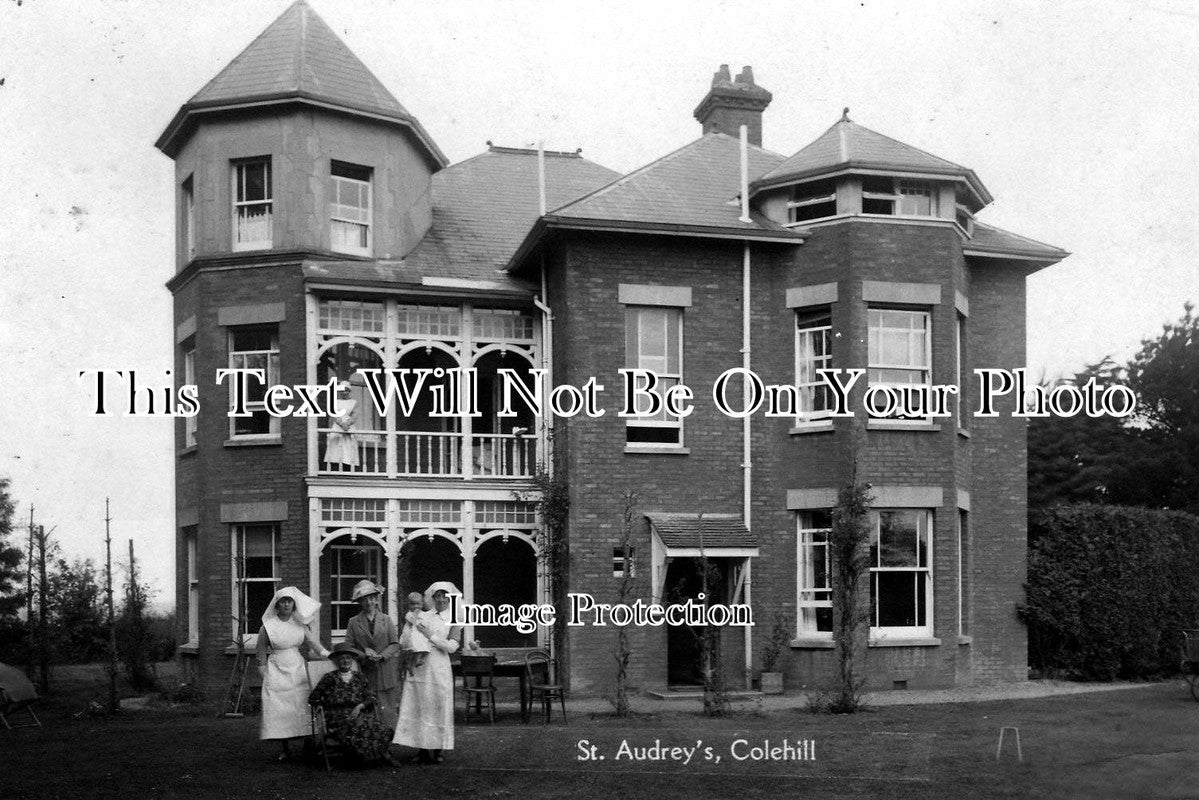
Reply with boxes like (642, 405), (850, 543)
(182, 175), (196, 261)
(227, 327), (281, 440)
(868, 509), (934, 640)
(795, 306), (834, 425)
(867, 307), (932, 421)
(786, 178), (838, 224)
(612, 547), (636, 579)
(956, 312), (967, 429)
(957, 509), (969, 638)
(230, 523), (280, 640)
(185, 527), (199, 646)
(232, 158), (273, 251)
(329, 160), (373, 257)
(624, 304), (684, 447)
(861, 178), (937, 218)
(329, 542), (384, 635)
(796, 510), (833, 638)
(183, 345), (197, 447)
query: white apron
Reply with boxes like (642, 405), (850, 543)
(259, 616), (313, 740)
(393, 609), (456, 750)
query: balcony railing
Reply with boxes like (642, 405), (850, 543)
(317, 429), (536, 479)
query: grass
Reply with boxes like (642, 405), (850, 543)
(4, 664), (1198, 799)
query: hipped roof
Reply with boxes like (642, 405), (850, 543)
(156, 1), (445, 166)
(753, 116), (991, 206)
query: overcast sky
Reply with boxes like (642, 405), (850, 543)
(1, 0), (1196, 603)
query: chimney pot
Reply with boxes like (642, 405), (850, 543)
(693, 64), (772, 147)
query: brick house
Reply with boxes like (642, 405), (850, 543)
(162, 2), (1066, 696)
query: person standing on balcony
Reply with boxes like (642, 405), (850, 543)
(392, 582), (462, 764)
(344, 580), (401, 725)
(324, 380), (360, 467)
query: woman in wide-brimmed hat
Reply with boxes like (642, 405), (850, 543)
(342, 580), (401, 724)
(255, 586), (329, 760)
(307, 641), (398, 766)
(392, 581), (462, 764)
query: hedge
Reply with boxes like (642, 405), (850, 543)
(1022, 503), (1199, 680)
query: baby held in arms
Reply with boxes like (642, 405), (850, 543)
(402, 591), (430, 671)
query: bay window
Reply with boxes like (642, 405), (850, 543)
(869, 509), (933, 638)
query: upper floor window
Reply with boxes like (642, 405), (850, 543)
(182, 175), (195, 261)
(787, 178), (837, 223)
(330, 161), (372, 256)
(795, 307), (833, 422)
(869, 509), (933, 638)
(867, 308), (930, 418)
(625, 305), (683, 446)
(862, 177), (935, 217)
(228, 327), (280, 438)
(183, 345), (197, 447)
(233, 158), (272, 251)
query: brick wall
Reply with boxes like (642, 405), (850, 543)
(547, 221), (1031, 693)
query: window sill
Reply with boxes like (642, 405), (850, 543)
(868, 637), (942, 648)
(956, 427), (971, 439)
(957, 635), (973, 646)
(224, 435), (282, 448)
(789, 422), (834, 436)
(624, 445), (690, 455)
(178, 444), (198, 457)
(789, 637), (834, 649)
(866, 420), (942, 433)
(177, 643), (200, 655)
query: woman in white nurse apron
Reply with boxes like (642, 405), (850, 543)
(255, 586), (329, 760)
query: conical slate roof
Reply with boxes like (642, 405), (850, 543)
(156, 1), (445, 165)
(753, 114), (991, 206)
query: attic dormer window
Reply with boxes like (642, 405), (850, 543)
(330, 161), (372, 256)
(233, 158), (273, 251)
(787, 178), (837, 223)
(862, 177), (935, 217)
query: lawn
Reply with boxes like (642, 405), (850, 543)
(3, 666), (1198, 799)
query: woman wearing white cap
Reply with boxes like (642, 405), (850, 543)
(255, 586), (329, 760)
(391, 581), (462, 764)
(343, 580), (401, 724)
(323, 380), (360, 467)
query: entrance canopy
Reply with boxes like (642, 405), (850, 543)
(646, 513), (758, 602)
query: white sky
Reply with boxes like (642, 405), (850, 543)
(1, 0), (1196, 604)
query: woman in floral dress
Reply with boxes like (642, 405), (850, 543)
(308, 642), (398, 765)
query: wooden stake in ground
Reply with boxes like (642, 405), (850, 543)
(104, 498), (118, 713)
(25, 505), (34, 681)
(36, 525), (49, 694)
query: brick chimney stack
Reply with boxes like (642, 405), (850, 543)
(692, 65), (773, 147)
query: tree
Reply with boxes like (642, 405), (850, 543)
(1027, 343), (1199, 514)
(1027, 360), (1135, 508)
(1127, 302), (1199, 514)
(0, 478), (24, 662)
(827, 479), (872, 713)
(0, 478), (23, 620)
(46, 558), (107, 663)
(117, 552), (158, 690)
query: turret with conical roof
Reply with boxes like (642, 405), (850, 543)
(158, 0), (444, 268)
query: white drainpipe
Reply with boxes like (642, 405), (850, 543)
(739, 125), (753, 688)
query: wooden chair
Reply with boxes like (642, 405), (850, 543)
(524, 650), (566, 724)
(0, 686), (42, 730)
(460, 654), (497, 724)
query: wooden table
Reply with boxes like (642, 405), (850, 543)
(454, 657), (545, 723)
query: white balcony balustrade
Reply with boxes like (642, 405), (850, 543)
(316, 429), (536, 479)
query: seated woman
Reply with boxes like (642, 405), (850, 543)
(308, 642), (398, 766)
